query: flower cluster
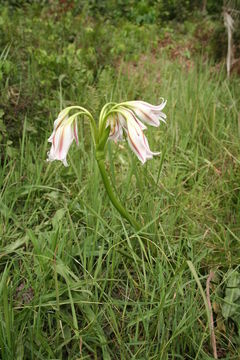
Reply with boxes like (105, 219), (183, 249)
(47, 99), (167, 166)
(107, 99), (167, 164)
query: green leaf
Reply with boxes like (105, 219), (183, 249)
(222, 270), (240, 320)
(0, 109), (4, 118)
(0, 238), (26, 259)
(52, 208), (65, 228)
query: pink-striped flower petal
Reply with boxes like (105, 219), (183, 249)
(126, 99), (167, 127)
(107, 114), (123, 141)
(123, 110), (160, 164)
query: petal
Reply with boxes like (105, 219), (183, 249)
(48, 113), (69, 143)
(53, 112), (69, 131)
(120, 108), (147, 130)
(126, 99), (167, 127)
(108, 114), (124, 141)
(130, 98), (167, 111)
(48, 130), (55, 143)
(127, 131), (146, 163)
(126, 115), (160, 164)
(132, 107), (160, 127)
(118, 113), (128, 131)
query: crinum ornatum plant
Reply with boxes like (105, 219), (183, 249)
(47, 99), (167, 230)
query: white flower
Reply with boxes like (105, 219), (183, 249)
(47, 111), (79, 167)
(107, 99), (167, 164)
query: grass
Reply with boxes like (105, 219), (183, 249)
(1, 3), (240, 360)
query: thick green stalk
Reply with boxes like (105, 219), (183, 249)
(97, 159), (141, 231)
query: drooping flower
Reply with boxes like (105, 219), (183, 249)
(47, 110), (79, 167)
(126, 99), (167, 127)
(107, 99), (167, 164)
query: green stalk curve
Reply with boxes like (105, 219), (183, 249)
(97, 158), (141, 231)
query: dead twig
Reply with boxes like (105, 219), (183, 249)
(224, 10), (234, 78)
(206, 271), (218, 359)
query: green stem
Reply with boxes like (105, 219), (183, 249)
(99, 102), (116, 134)
(97, 158), (141, 231)
(63, 105), (98, 144)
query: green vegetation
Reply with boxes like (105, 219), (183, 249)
(0, 1), (240, 359)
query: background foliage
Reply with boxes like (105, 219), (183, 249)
(0, 0), (240, 359)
